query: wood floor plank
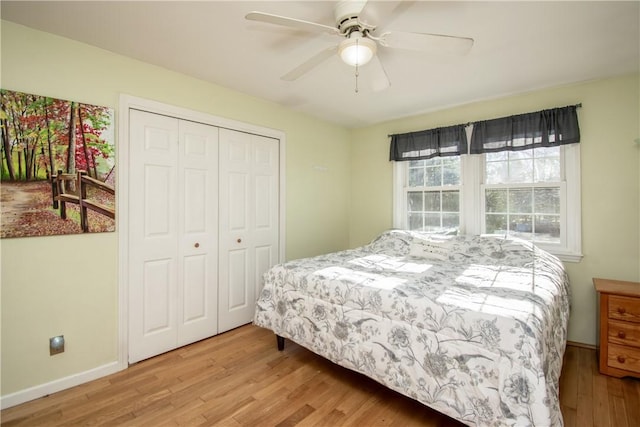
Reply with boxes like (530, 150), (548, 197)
(576, 347), (595, 427)
(275, 403), (315, 427)
(593, 373), (611, 427)
(2, 324), (640, 427)
(560, 344), (578, 410)
(561, 405), (577, 427)
(609, 395), (629, 427)
(622, 378), (640, 427)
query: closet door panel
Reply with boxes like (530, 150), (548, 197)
(228, 249), (249, 310)
(143, 259), (173, 333)
(252, 136), (280, 298)
(219, 129), (279, 333)
(143, 165), (173, 237)
(182, 254), (207, 322)
(219, 129), (252, 332)
(177, 120), (219, 346)
(129, 110), (179, 363)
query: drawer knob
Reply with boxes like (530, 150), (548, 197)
(617, 355), (626, 364)
(618, 331), (626, 339)
(194, 242), (200, 248)
(617, 307), (626, 315)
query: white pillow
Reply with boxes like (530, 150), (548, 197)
(409, 237), (452, 261)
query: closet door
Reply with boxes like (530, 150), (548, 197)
(129, 110), (218, 363)
(218, 129), (280, 333)
(176, 120), (219, 346)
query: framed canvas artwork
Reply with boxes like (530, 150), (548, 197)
(1, 89), (115, 238)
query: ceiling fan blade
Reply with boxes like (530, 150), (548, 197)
(246, 11), (340, 36)
(281, 45), (338, 81)
(381, 30), (474, 55)
(358, 1), (415, 31)
(368, 55), (391, 92)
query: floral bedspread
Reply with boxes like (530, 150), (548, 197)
(254, 230), (570, 426)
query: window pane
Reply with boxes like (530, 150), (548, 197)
(425, 166), (441, 186)
(443, 165), (460, 185)
(424, 191), (440, 211)
(408, 213), (424, 230)
(408, 167), (424, 187)
(485, 161), (507, 184)
(442, 190), (460, 212)
(424, 213), (441, 229)
(443, 213), (459, 229)
(534, 188), (560, 214)
(486, 214), (507, 234)
(486, 189), (507, 212)
(510, 214), (533, 234)
(409, 159), (425, 168)
(509, 188), (532, 213)
(442, 157), (461, 185)
(534, 158), (561, 182)
(509, 159), (534, 183)
(408, 191), (423, 211)
(535, 215), (560, 242)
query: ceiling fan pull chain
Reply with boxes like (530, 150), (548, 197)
(354, 38), (360, 93)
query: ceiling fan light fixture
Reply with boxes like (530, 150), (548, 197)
(339, 32), (376, 67)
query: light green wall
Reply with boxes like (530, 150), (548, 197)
(350, 73), (640, 346)
(0, 21), (351, 396)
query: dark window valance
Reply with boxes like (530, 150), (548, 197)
(470, 105), (580, 154)
(389, 124), (468, 161)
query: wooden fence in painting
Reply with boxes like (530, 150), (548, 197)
(51, 169), (115, 232)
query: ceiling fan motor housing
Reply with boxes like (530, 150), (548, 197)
(334, 0), (368, 34)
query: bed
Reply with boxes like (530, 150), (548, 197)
(254, 230), (570, 426)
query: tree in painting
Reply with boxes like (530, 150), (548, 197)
(0, 89), (115, 238)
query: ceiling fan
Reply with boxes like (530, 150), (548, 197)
(245, 0), (474, 91)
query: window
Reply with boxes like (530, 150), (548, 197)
(393, 144), (582, 261)
(406, 157), (461, 232)
(483, 147), (562, 243)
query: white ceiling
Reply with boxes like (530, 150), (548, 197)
(2, 1), (639, 128)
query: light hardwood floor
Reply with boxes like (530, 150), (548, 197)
(2, 324), (639, 426)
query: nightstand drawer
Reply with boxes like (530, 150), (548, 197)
(608, 320), (640, 348)
(608, 295), (640, 323)
(608, 343), (640, 372)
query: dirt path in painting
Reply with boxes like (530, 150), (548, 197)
(0, 181), (81, 238)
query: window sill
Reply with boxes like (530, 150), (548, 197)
(551, 251), (583, 263)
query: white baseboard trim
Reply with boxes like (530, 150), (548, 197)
(1, 361), (125, 410)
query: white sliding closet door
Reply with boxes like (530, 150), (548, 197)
(129, 110), (218, 363)
(218, 129), (280, 333)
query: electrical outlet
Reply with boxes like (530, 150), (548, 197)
(49, 335), (64, 355)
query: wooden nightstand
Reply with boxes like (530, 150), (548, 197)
(593, 278), (640, 378)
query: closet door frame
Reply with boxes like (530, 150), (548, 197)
(117, 95), (286, 369)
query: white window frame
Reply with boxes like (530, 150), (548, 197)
(400, 157), (463, 232)
(393, 144), (582, 262)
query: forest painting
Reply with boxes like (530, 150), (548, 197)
(1, 89), (115, 238)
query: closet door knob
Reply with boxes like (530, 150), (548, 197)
(237, 238), (242, 243)
(194, 243), (200, 248)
